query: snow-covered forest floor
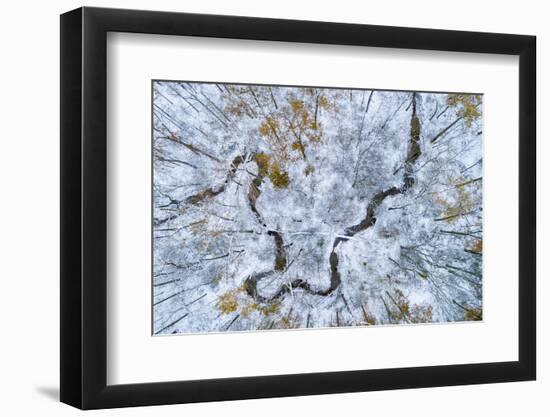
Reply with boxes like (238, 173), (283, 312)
(152, 81), (483, 335)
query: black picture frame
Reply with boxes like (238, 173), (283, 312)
(60, 6), (536, 410)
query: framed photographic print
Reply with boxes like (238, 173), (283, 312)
(60, 6), (536, 409)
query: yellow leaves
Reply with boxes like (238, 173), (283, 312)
(364, 314), (376, 326)
(470, 239), (482, 254)
(291, 141), (305, 153)
(218, 288), (281, 319)
(450, 184), (475, 218)
(225, 103), (245, 117)
(239, 302), (259, 318)
(446, 94), (462, 107)
(387, 290), (433, 324)
(290, 99), (304, 113)
(290, 99), (312, 135)
(447, 94), (482, 127)
(300, 110), (310, 125)
(259, 116), (279, 137)
(259, 300), (281, 316)
(433, 177), (476, 223)
(253, 152), (271, 177)
(289, 96), (326, 148)
(410, 304), (433, 323)
(217, 289), (240, 314)
(268, 161), (290, 188)
(226, 85), (250, 95)
(395, 290), (409, 316)
(252, 152), (289, 188)
(217, 285), (259, 317)
(255, 90), (335, 162)
(258, 122), (271, 137)
(462, 106), (481, 126)
(318, 94), (331, 110)
(361, 305), (376, 325)
(387, 289), (410, 321)
(275, 313), (300, 329)
(461, 304), (482, 321)
(465, 307), (482, 321)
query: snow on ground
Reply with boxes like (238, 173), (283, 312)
(152, 82), (483, 334)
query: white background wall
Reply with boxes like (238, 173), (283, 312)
(0, 0), (545, 415)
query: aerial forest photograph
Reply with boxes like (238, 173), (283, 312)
(152, 81), (483, 335)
